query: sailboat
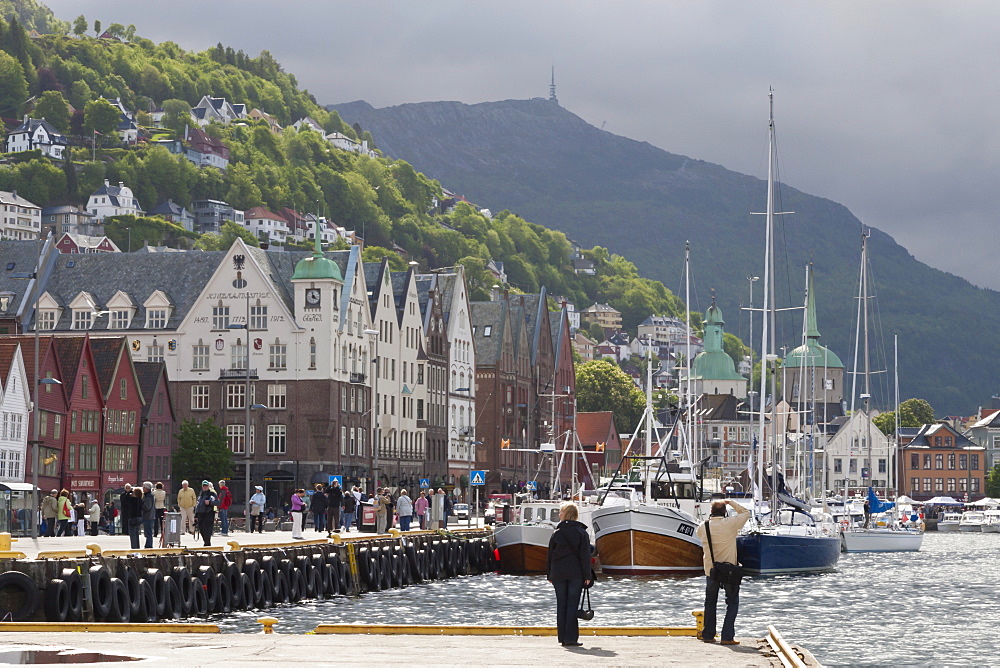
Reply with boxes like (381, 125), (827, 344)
(590, 352), (704, 575)
(735, 91), (842, 575)
(840, 232), (923, 552)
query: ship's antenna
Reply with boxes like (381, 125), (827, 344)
(549, 66), (558, 103)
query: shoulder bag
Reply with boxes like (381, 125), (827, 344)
(576, 587), (594, 620)
(704, 520), (743, 585)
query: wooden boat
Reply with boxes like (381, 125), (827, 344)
(494, 501), (594, 574)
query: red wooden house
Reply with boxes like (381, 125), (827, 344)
(134, 361), (175, 487)
(89, 337), (144, 494)
(56, 337), (105, 499)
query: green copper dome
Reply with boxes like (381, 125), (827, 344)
(292, 228), (342, 281)
(692, 300), (744, 381)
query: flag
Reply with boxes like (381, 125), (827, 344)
(93, 129), (102, 136)
(500, 438), (510, 449)
(595, 442), (605, 452)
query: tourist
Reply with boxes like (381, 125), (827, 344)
(695, 499), (750, 646)
(75, 496), (86, 536)
(125, 487), (144, 549)
(42, 489), (58, 537)
(217, 480), (232, 536)
(397, 489), (413, 531)
(141, 481), (156, 548)
(152, 482), (167, 537)
(55, 489), (73, 537)
(326, 480), (343, 533)
(290, 489), (307, 539)
(194, 480), (219, 547)
(439, 488), (453, 529)
(118, 485), (134, 540)
(177, 480), (197, 536)
(383, 489), (395, 530)
(353, 487), (363, 530)
(340, 488), (357, 533)
(103, 502), (117, 536)
(249, 486), (266, 533)
(374, 488), (388, 534)
(308, 483), (326, 532)
(414, 491), (429, 530)
(546, 502), (592, 648)
(88, 497), (101, 537)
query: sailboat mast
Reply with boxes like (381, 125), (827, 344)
(684, 241), (694, 482)
(755, 90), (776, 518)
(893, 333), (900, 496)
(646, 349), (654, 503)
(862, 231), (873, 493)
(766, 91), (779, 517)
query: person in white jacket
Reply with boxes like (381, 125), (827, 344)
(396, 490), (414, 531)
(248, 486), (266, 533)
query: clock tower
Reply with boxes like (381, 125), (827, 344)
(291, 227), (343, 373)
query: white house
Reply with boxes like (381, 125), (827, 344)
(4, 117), (67, 159)
(0, 341), (29, 483)
(306, 216), (337, 245)
(292, 117), (324, 134)
(87, 180), (144, 221)
(105, 97), (139, 144)
(812, 410), (892, 497)
(191, 96), (247, 126)
(0, 191), (42, 241)
(438, 267), (477, 480)
(243, 207), (289, 245)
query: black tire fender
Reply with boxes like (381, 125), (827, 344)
(191, 577), (208, 616)
(89, 565), (113, 620)
(143, 568), (166, 618)
(137, 580), (157, 622)
(105, 578), (131, 623)
(215, 572), (232, 614)
(59, 568), (83, 622)
(43, 578), (69, 622)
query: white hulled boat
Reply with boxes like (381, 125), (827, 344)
(937, 512), (962, 532)
(959, 511), (985, 532)
(980, 509), (1000, 533)
(494, 501), (595, 574)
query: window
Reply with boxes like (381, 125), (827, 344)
(934, 478), (944, 492)
(267, 384), (286, 409)
(212, 305), (230, 330)
(910, 453), (919, 470)
(191, 385), (210, 410)
(72, 310), (92, 330)
(104, 445), (134, 471)
(227, 384), (246, 409)
(145, 309), (166, 329)
(935, 454), (944, 470)
(972, 478), (981, 492)
(267, 425), (286, 454)
(948, 453), (956, 470)
(231, 342), (248, 370)
(947, 478), (956, 492)
(147, 344), (164, 362)
(959, 453), (968, 470)
(193, 344), (210, 370)
(269, 343), (287, 370)
(37, 310), (56, 330)
(120, 378), (127, 400)
(972, 454), (980, 470)
(341, 426), (347, 456)
(417, 399), (424, 421)
(923, 454), (932, 469)
(922, 477), (932, 492)
(81, 376), (89, 399)
(53, 414), (61, 440)
(227, 424), (246, 454)
(250, 305), (267, 330)
(878, 458), (887, 473)
(834, 458), (843, 474)
(418, 364), (424, 385)
(910, 476), (919, 491)
(357, 429), (364, 457)
(483, 325), (492, 337)
(849, 459), (857, 473)
(349, 427), (356, 456)
(309, 338), (317, 370)
(78, 444), (97, 471)
(110, 310), (130, 329)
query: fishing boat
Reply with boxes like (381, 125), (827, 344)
(959, 510), (985, 532)
(494, 500), (595, 574)
(937, 512), (962, 532)
(736, 91), (841, 574)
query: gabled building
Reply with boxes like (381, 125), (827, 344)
(134, 361), (175, 486)
(184, 126), (229, 170)
(580, 302), (622, 332)
(87, 180), (144, 221)
(898, 422), (986, 501)
(0, 190), (42, 241)
(54, 233), (120, 254)
(964, 408), (1000, 469)
(54, 336), (105, 497)
(244, 207), (289, 245)
(575, 411), (620, 490)
(148, 200), (195, 232)
(191, 96), (247, 126)
(291, 117), (324, 134)
(4, 116), (67, 159)
(41, 205), (100, 238)
(695, 393), (753, 480)
(88, 337), (144, 492)
(104, 97), (139, 144)
(0, 342), (29, 483)
(248, 109), (282, 134)
(189, 200), (244, 235)
(820, 410), (891, 496)
(415, 274), (450, 487)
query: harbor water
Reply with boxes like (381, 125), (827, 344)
(214, 531), (995, 666)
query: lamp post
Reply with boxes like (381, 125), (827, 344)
(364, 329), (379, 491)
(228, 294), (267, 530)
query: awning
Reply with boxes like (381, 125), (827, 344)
(0, 482), (36, 492)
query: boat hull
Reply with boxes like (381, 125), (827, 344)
(958, 524), (982, 532)
(981, 524), (1000, 533)
(841, 529), (923, 552)
(937, 522), (961, 532)
(591, 504), (703, 575)
(494, 524), (553, 574)
(737, 531), (841, 575)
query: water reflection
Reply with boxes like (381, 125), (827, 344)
(213, 532), (997, 666)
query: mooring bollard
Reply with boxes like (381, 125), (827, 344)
(691, 609), (704, 636)
(257, 617), (279, 634)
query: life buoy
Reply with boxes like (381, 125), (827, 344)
(161, 575), (183, 619)
(243, 559), (263, 603)
(240, 572), (255, 610)
(143, 568), (166, 618)
(59, 568), (83, 622)
(89, 565), (113, 620)
(215, 572), (232, 613)
(43, 578), (69, 622)
(118, 566), (141, 619)
(259, 571), (274, 608)
(191, 577), (208, 616)
(137, 580), (157, 622)
(105, 578), (131, 623)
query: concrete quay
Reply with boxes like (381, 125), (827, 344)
(0, 631), (809, 667)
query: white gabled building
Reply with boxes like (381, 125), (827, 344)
(0, 341), (29, 483)
(4, 116), (68, 159)
(87, 180), (144, 221)
(440, 267), (477, 482)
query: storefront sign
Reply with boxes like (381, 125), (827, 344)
(69, 477), (99, 490)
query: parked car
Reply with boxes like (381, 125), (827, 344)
(453, 503), (470, 520)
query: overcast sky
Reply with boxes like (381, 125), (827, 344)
(44, 0), (1000, 289)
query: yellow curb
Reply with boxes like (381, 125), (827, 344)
(312, 624), (699, 637)
(0, 622), (220, 633)
(101, 548), (188, 557)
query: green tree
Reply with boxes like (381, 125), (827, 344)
(361, 245), (406, 271)
(161, 98), (192, 136)
(93, 19), (100, 36)
(986, 464), (1000, 498)
(83, 98), (119, 140)
(588, 321), (606, 342)
(31, 90), (70, 132)
(0, 51), (27, 117)
(72, 15), (87, 36)
(899, 398), (934, 427)
(194, 220), (259, 250)
(723, 332), (749, 370)
(575, 359), (646, 434)
(172, 419), (232, 492)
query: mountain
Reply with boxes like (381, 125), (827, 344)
(329, 98), (999, 415)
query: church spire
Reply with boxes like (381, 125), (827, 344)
(805, 262), (820, 340)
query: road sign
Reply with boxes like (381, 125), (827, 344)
(419, 478), (430, 489)
(470, 470), (486, 486)
(526, 480), (538, 491)
(328, 475), (343, 487)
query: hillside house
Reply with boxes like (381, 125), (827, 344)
(191, 96), (247, 126)
(41, 205), (99, 238)
(184, 127), (229, 170)
(54, 233), (120, 254)
(4, 117), (67, 159)
(189, 200), (244, 235)
(87, 180), (144, 222)
(0, 191), (42, 241)
(244, 206), (289, 245)
(148, 200), (195, 232)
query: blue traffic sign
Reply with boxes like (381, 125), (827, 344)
(419, 478), (430, 488)
(328, 475), (343, 486)
(470, 470), (486, 486)
(526, 480), (538, 491)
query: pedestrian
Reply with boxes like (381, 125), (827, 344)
(118, 485), (133, 539)
(88, 497), (101, 537)
(125, 487), (144, 549)
(249, 486), (266, 533)
(177, 480), (197, 536)
(103, 502), (117, 536)
(353, 487), (363, 530)
(290, 489), (307, 539)
(75, 496), (86, 536)
(141, 481), (156, 548)
(42, 489), (58, 537)
(397, 489), (413, 531)
(152, 482), (166, 537)
(414, 491), (429, 530)
(310, 483), (328, 532)
(383, 489), (395, 530)
(340, 488), (357, 533)
(694, 499), (750, 646)
(326, 480), (343, 533)
(217, 480), (232, 536)
(546, 502), (593, 648)
(439, 489), (453, 529)
(194, 480), (219, 547)
(374, 488), (388, 534)
(55, 489), (72, 536)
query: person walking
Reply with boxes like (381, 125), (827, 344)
(194, 480), (219, 547)
(290, 489), (307, 539)
(383, 489), (395, 530)
(152, 482), (166, 537)
(177, 480), (197, 536)
(326, 480), (343, 533)
(414, 491), (429, 530)
(42, 489), (59, 537)
(217, 481), (232, 536)
(396, 489), (413, 531)
(249, 486), (266, 533)
(141, 482), (156, 548)
(310, 484), (328, 532)
(695, 499), (751, 645)
(353, 486), (363, 530)
(441, 489), (453, 529)
(546, 502), (593, 648)
(88, 497), (101, 537)
(103, 502), (117, 536)
(340, 489), (357, 533)
(118, 485), (134, 540)
(374, 488), (388, 534)
(56, 489), (72, 537)
(124, 487), (144, 549)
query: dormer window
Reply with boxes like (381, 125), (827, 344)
(146, 309), (167, 328)
(37, 310), (57, 330)
(73, 310), (93, 330)
(143, 291), (173, 330)
(109, 310), (131, 329)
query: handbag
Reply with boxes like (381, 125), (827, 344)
(576, 587), (594, 620)
(704, 520), (743, 585)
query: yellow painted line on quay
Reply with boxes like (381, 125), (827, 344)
(312, 624), (699, 637)
(0, 622), (220, 633)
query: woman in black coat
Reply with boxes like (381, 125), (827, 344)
(546, 502), (592, 647)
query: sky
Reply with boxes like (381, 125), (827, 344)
(42, 1), (1000, 290)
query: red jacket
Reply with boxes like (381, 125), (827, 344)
(219, 486), (232, 510)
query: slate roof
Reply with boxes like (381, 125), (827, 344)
(470, 301), (506, 365)
(0, 190), (41, 209)
(134, 361), (167, 419)
(148, 201), (186, 217)
(54, 336), (84, 395)
(415, 276), (433, 320)
(695, 393), (747, 421)
(0, 342), (17, 392)
(903, 422), (981, 450)
(0, 240), (46, 319)
(87, 337), (127, 398)
(8, 117), (67, 144)
(363, 262), (386, 319)
(89, 181), (133, 208)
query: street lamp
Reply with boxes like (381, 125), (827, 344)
(364, 329), (379, 491)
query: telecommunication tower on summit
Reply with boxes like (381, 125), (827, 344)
(549, 66), (558, 104)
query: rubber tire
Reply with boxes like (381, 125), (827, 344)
(215, 573), (232, 613)
(406, 544), (422, 583)
(172, 567), (194, 617)
(260, 555), (278, 585)
(162, 575), (182, 619)
(337, 558), (349, 593)
(137, 580), (157, 622)
(357, 547), (373, 590)
(378, 547), (392, 589)
(105, 578), (131, 623)
(191, 577), (208, 616)
(240, 572), (254, 610)
(223, 562), (240, 605)
(118, 566), (141, 619)
(59, 568), (83, 622)
(89, 565), (113, 620)
(243, 559), (263, 604)
(273, 570), (290, 604)
(43, 579), (69, 622)
(143, 568), (166, 618)
(309, 567), (324, 600)
(197, 566), (219, 612)
(323, 560), (337, 596)
(258, 571), (274, 608)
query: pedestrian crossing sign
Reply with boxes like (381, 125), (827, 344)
(526, 480), (538, 491)
(328, 475), (342, 486)
(420, 478), (430, 488)
(470, 470), (486, 486)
